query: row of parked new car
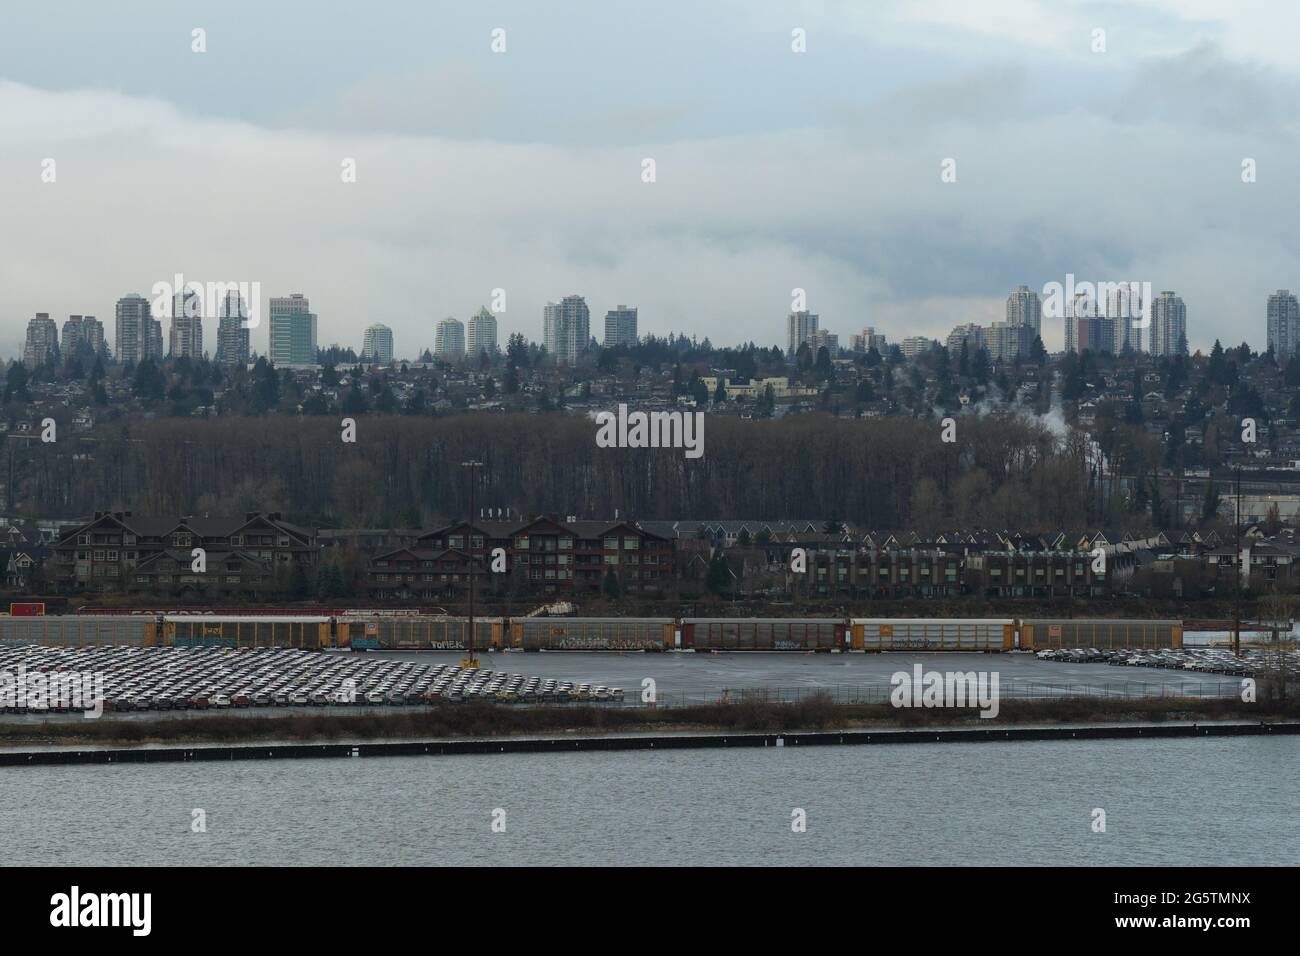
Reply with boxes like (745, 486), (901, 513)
(0, 644), (623, 714)
(1035, 646), (1300, 678)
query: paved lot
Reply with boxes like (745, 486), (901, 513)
(387, 649), (1244, 703)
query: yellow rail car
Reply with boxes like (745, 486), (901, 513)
(1019, 619), (1183, 651)
(163, 616), (330, 649)
(850, 619), (1015, 652)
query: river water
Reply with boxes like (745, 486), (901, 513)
(1, 736), (1293, 865)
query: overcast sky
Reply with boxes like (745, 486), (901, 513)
(3, 0), (1299, 360)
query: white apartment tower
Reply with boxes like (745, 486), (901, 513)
(22, 313), (60, 369)
(61, 315), (105, 360)
(216, 291), (251, 367)
(1267, 289), (1299, 361)
(1005, 285), (1042, 339)
(1150, 291), (1188, 357)
(467, 307), (498, 357)
(542, 295), (590, 365)
(603, 305), (638, 348)
(361, 323), (395, 365)
(434, 317), (466, 361)
(115, 293), (161, 365)
(169, 290), (203, 359)
(787, 310), (819, 357)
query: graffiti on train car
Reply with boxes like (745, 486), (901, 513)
(555, 637), (657, 650)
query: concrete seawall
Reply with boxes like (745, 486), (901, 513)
(1, 721), (1295, 766)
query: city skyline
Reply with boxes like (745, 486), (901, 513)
(11, 281), (1298, 367)
(4, 2), (1300, 361)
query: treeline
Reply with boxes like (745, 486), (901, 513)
(7, 411), (1105, 529)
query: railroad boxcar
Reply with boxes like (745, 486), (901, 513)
(0, 615), (157, 647)
(851, 618), (1016, 652)
(1019, 619), (1183, 650)
(164, 615), (330, 649)
(336, 616), (501, 651)
(510, 617), (673, 651)
(680, 618), (846, 651)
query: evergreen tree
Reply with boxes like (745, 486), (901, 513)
(706, 549), (731, 595)
(3, 363), (31, 404)
(1202, 480), (1222, 522)
(602, 567), (621, 599)
(288, 561), (310, 601)
(814, 346), (833, 381)
(131, 358), (166, 402)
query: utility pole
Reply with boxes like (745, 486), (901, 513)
(1234, 464), (1242, 658)
(461, 460), (483, 670)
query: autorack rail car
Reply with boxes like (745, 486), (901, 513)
(0, 614), (158, 647)
(510, 617), (674, 651)
(1019, 618), (1183, 651)
(164, 615), (331, 649)
(338, 616), (502, 651)
(851, 618), (1016, 652)
(680, 618), (846, 651)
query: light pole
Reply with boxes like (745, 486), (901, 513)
(1234, 464), (1242, 658)
(461, 460), (483, 670)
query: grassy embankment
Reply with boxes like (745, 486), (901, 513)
(4, 694), (1298, 747)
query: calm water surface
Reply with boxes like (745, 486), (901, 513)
(1, 736), (1294, 865)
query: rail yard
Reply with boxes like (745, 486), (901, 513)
(0, 611), (1227, 652)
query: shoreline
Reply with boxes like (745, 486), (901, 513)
(1, 720), (1295, 766)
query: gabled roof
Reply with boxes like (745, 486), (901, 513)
(134, 548), (272, 571)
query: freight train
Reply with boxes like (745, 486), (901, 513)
(0, 613), (1184, 652)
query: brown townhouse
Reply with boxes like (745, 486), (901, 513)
(51, 511), (318, 597)
(367, 517), (675, 601)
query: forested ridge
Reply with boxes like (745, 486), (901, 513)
(6, 411), (1107, 530)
